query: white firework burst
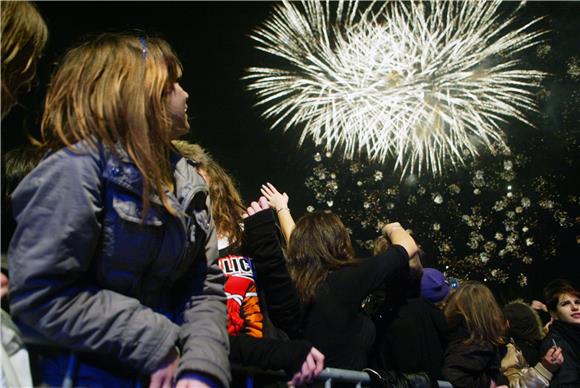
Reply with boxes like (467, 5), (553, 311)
(245, 0), (547, 176)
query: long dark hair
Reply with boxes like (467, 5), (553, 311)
(287, 211), (357, 303)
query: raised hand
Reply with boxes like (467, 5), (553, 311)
(242, 196), (270, 219)
(382, 222), (403, 237)
(261, 182), (289, 212)
(531, 300), (548, 312)
(381, 222), (418, 259)
(541, 345), (564, 372)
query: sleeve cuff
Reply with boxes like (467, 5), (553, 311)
(139, 319), (179, 373)
(534, 362), (553, 381)
(178, 372), (222, 388)
(243, 208), (277, 229)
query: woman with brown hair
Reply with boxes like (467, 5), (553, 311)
(251, 210), (418, 371)
(7, 33), (229, 387)
(442, 281), (509, 388)
(172, 141), (324, 386)
(1, 0), (48, 119)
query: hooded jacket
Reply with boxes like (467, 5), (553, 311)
(7, 141), (230, 386)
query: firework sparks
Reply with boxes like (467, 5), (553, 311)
(245, 0), (547, 176)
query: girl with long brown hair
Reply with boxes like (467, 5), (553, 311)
(442, 281), (509, 388)
(172, 141), (324, 386)
(245, 207), (418, 371)
(7, 33), (229, 388)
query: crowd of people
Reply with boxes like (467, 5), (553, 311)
(1, 2), (579, 388)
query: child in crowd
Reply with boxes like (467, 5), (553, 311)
(442, 281), (509, 388)
(172, 141), (324, 386)
(539, 279), (580, 387)
(7, 33), (229, 387)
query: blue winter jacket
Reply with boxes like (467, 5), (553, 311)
(7, 141), (230, 386)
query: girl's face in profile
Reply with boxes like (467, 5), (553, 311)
(555, 293), (580, 324)
(167, 82), (190, 138)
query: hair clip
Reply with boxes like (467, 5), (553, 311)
(447, 277), (459, 289)
(139, 37), (147, 60)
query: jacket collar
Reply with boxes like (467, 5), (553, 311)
(103, 143), (208, 208)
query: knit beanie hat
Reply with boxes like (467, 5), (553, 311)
(421, 268), (450, 304)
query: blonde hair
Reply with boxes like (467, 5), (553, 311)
(41, 33), (183, 214)
(172, 141), (246, 249)
(1, 0), (48, 118)
(444, 280), (506, 346)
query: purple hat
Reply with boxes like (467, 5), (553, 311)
(421, 268), (450, 304)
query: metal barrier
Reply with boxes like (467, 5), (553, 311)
(232, 365), (454, 387)
(318, 367), (370, 387)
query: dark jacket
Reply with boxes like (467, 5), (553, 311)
(242, 209), (303, 338)
(442, 324), (507, 388)
(229, 334), (311, 376)
(7, 142), (230, 386)
(224, 211), (313, 382)
(242, 208), (409, 370)
(514, 338), (542, 367)
(377, 297), (448, 382)
(540, 321), (580, 387)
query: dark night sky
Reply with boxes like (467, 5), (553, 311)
(2, 1), (579, 302)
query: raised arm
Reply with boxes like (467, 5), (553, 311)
(382, 222), (418, 259)
(260, 182), (295, 244)
(242, 198), (304, 338)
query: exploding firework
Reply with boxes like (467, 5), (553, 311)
(245, 0), (547, 176)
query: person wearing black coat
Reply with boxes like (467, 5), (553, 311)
(441, 281), (508, 388)
(378, 297), (448, 383)
(443, 324), (508, 388)
(371, 248), (448, 385)
(539, 279), (580, 387)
